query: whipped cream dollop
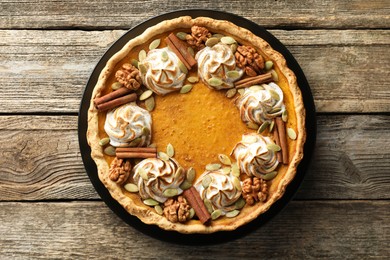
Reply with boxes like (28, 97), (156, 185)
(194, 168), (242, 214)
(132, 158), (185, 203)
(139, 47), (186, 95)
(196, 43), (243, 89)
(231, 133), (279, 178)
(236, 82), (285, 125)
(104, 102), (152, 147)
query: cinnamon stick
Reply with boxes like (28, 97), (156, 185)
(116, 147), (157, 153)
(183, 186), (211, 224)
(116, 152), (157, 159)
(235, 72), (273, 89)
(275, 117), (288, 164)
(165, 37), (191, 70)
(95, 93), (137, 112)
(94, 87), (132, 106)
(273, 121), (283, 163)
(167, 33), (197, 67)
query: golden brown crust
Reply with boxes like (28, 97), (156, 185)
(87, 16), (306, 234)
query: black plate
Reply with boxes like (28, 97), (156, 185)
(78, 9), (316, 245)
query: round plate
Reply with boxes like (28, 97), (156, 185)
(78, 9), (316, 244)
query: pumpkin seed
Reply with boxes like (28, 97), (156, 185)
(211, 209), (222, 220)
(225, 88), (237, 98)
(234, 197), (246, 209)
(231, 163), (240, 177)
(230, 43), (238, 53)
(233, 177), (242, 191)
(154, 205), (163, 215)
(218, 154), (232, 165)
(161, 50), (169, 62)
(266, 143), (281, 152)
(158, 151), (170, 161)
(222, 166), (231, 174)
(149, 38), (161, 50)
(104, 146), (116, 156)
(204, 199), (213, 214)
(269, 89), (280, 100)
(269, 120), (275, 132)
(179, 180), (192, 190)
(99, 137), (110, 147)
(163, 188), (178, 197)
(238, 89), (245, 95)
(189, 208), (195, 219)
(128, 137), (142, 147)
(187, 47), (195, 57)
(138, 49), (147, 62)
(131, 59), (139, 68)
(270, 107), (282, 114)
(265, 60), (274, 71)
(180, 84), (193, 94)
(282, 110), (288, 122)
(187, 76), (199, 83)
(139, 168), (148, 181)
(142, 127), (150, 136)
(258, 121), (270, 134)
(139, 90), (153, 101)
(271, 69), (279, 82)
(178, 61), (188, 74)
(287, 128), (297, 140)
(247, 122), (259, 130)
(220, 36), (236, 45)
(249, 85), (264, 91)
(124, 183), (139, 193)
(202, 175), (212, 188)
(143, 198), (159, 206)
(176, 32), (187, 40)
(186, 167), (196, 183)
(226, 70), (241, 80)
(166, 143), (174, 157)
(260, 171), (278, 181)
(205, 37), (220, 47)
(138, 63), (147, 74)
(207, 77), (223, 87)
(145, 96), (155, 111)
(148, 143), (157, 148)
(175, 167), (184, 180)
(111, 82), (123, 90)
(226, 209), (240, 218)
(212, 33), (224, 39)
(206, 163), (221, 171)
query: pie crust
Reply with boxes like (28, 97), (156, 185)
(87, 16), (306, 234)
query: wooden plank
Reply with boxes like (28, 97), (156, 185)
(0, 114), (389, 201)
(0, 200), (388, 258)
(0, 29), (389, 113)
(1, 0), (389, 29)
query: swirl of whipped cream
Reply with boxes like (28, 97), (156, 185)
(139, 47), (186, 95)
(194, 169), (242, 214)
(236, 82), (286, 125)
(132, 158), (185, 203)
(104, 102), (151, 147)
(231, 133), (279, 178)
(196, 43), (243, 89)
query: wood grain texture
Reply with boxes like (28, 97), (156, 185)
(1, 0), (389, 29)
(0, 200), (388, 259)
(0, 29), (389, 113)
(0, 114), (389, 201)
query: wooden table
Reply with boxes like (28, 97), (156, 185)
(1, 1), (389, 258)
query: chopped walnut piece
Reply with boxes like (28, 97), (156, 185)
(163, 196), (191, 223)
(115, 63), (142, 90)
(108, 157), (132, 185)
(185, 25), (211, 50)
(235, 45), (265, 76)
(242, 177), (268, 206)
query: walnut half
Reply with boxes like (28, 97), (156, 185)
(242, 177), (268, 206)
(163, 196), (191, 223)
(108, 157), (132, 185)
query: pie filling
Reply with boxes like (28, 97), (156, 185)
(87, 16), (305, 233)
